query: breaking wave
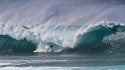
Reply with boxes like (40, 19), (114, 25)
(0, 22), (125, 54)
(0, 0), (125, 54)
(65, 22), (125, 54)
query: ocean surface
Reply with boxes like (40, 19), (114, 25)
(0, 0), (125, 70)
(1, 53), (125, 70)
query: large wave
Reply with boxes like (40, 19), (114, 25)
(0, 22), (125, 54)
(0, 0), (125, 54)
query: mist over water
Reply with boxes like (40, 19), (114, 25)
(0, 0), (125, 26)
(1, 0), (125, 70)
(0, 0), (125, 53)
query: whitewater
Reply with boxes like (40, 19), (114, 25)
(0, 22), (125, 54)
(0, 0), (125, 70)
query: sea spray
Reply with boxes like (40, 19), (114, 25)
(0, 22), (125, 54)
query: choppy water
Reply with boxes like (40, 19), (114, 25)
(0, 53), (125, 70)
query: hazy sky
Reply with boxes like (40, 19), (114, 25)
(0, 0), (125, 26)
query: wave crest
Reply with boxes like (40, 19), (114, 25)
(0, 22), (125, 54)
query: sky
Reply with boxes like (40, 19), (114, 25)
(0, 0), (125, 26)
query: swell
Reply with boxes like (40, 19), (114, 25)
(0, 35), (36, 53)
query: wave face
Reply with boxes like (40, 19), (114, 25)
(0, 22), (125, 54)
(0, 0), (125, 54)
(70, 23), (125, 54)
(0, 35), (36, 53)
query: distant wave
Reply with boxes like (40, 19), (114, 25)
(0, 22), (125, 54)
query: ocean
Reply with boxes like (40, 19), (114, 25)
(0, 53), (125, 70)
(0, 0), (125, 70)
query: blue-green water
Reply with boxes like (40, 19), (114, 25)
(0, 23), (125, 70)
(0, 0), (125, 70)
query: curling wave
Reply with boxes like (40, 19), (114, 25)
(64, 23), (125, 54)
(0, 22), (125, 54)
